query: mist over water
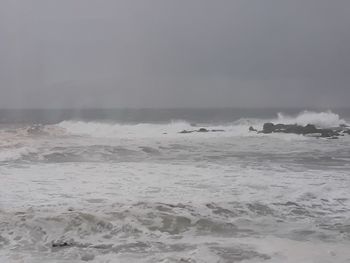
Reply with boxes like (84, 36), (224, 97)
(1, 108), (350, 125)
(0, 108), (350, 262)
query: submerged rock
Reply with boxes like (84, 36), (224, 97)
(52, 241), (72, 248)
(328, 136), (339, 139)
(81, 252), (95, 261)
(179, 128), (225, 134)
(211, 129), (225, 132)
(179, 130), (193, 134)
(27, 124), (45, 135)
(249, 126), (257, 132)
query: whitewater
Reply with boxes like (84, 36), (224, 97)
(0, 110), (350, 263)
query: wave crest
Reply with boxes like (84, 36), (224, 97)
(57, 120), (194, 138)
(276, 111), (347, 128)
(55, 111), (348, 138)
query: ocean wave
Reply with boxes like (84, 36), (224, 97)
(276, 110), (348, 128)
(56, 120), (265, 139)
(0, 110), (346, 142)
(0, 146), (38, 162)
(1, 200), (349, 262)
(56, 120), (194, 138)
(55, 110), (348, 138)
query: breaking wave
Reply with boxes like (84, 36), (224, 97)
(56, 111), (348, 138)
(57, 120), (194, 138)
(276, 110), (347, 128)
(1, 109), (350, 262)
(1, 200), (350, 262)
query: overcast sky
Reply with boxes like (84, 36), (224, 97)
(0, 0), (349, 108)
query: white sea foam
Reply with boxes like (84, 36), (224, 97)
(57, 120), (193, 138)
(276, 110), (347, 128)
(0, 146), (37, 162)
(1, 161), (350, 262)
(1, 110), (350, 262)
(57, 120), (259, 139)
(56, 111), (348, 140)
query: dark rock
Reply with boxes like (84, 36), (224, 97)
(303, 124), (319, 134)
(319, 129), (339, 138)
(259, 122), (346, 138)
(262, 123), (275, 133)
(179, 128), (224, 134)
(274, 123), (291, 131)
(282, 124), (305, 134)
(249, 126), (257, 132)
(179, 130), (193, 134)
(52, 241), (72, 248)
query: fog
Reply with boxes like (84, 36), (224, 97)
(1, 0), (349, 108)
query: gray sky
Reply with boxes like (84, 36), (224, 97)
(1, 0), (349, 108)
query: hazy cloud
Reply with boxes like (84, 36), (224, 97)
(1, 0), (349, 108)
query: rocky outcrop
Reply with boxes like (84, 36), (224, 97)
(253, 123), (349, 138)
(179, 128), (225, 134)
(261, 123), (321, 135)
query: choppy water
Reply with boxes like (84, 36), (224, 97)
(0, 109), (350, 262)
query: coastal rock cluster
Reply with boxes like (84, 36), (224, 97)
(250, 123), (350, 139)
(177, 122), (350, 139)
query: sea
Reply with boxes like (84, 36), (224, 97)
(0, 108), (350, 263)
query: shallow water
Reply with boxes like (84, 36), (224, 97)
(0, 109), (350, 262)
